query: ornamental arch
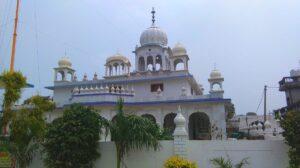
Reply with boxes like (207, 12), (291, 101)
(188, 112), (211, 140)
(141, 114), (156, 123)
(163, 113), (177, 134)
(138, 57), (145, 71)
(174, 58), (184, 71)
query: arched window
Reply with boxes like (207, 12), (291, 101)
(188, 112), (211, 140)
(121, 63), (125, 74)
(155, 55), (162, 70)
(109, 65), (113, 76)
(65, 71), (73, 81)
(113, 63), (119, 75)
(163, 113), (177, 134)
(56, 71), (64, 81)
(141, 114), (156, 123)
(212, 83), (222, 91)
(174, 59), (184, 71)
(147, 56), (154, 71)
(138, 57), (145, 71)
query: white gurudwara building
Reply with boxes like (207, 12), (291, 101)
(46, 9), (231, 140)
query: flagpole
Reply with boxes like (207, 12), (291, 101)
(10, 0), (20, 72)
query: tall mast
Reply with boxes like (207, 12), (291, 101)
(10, 0), (20, 72)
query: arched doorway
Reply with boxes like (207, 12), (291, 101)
(163, 113), (177, 134)
(141, 114), (156, 123)
(188, 112), (211, 140)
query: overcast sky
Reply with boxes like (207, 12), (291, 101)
(0, 0), (299, 114)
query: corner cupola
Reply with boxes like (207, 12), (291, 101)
(105, 53), (131, 77)
(170, 42), (189, 71)
(208, 68), (224, 97)
(54, 57), (75, 82)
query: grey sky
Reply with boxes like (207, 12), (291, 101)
(0, 0), (299, 114)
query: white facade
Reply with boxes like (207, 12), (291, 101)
(46, 9), (231, 140)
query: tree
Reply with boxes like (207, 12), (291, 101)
(7, 95), (55, 168)
(108, 98), (161, 168)
(280, 110), (300, 168)
(210, 157), (249, 168)
(0, 71), (26, 134)
(225, 102), (235, 121)
(43, 104), (101, 168)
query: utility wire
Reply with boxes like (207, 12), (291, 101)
(255, 89), (264, 114)
(33, 0), (41, 93)
(0, 0), (13, 71)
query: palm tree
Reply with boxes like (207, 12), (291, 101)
(210, 157), (249, 168)
(108, 98), (161, 168)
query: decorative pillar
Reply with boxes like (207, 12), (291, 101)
(144, 56), (147, 71)
(153, 56), (156, 71)
(184, 58), (188, 70)
(173, 106), (188, 158)
(63, 70), (67, 81)
(54, 70), (58, 81)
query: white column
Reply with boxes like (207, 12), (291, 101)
(63, 70), (67, 81)
(153, 56), (156, 71)
(184, 58), (188, 70)
(144, 56), (147, 71)
(54, 70), (58, 81)
(173, 106), (188, 158)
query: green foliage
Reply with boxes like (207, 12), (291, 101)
(159, 128), (174, 140)
(43, 104), (101, 168)
(108, 98), (161, 168)
(164, 155), (198, 168)
(210, 157), (249, 168)
(225, 103), (235, 121)
(280, 110), (300, 168)
(7, 95), (54, 168)
(1, 71), (26, 127)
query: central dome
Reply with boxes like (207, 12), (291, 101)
(140, 26), (168, 46)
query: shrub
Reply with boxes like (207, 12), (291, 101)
(210, 157), (249, 168)
(164, 155), (198, 168)
(43, 104), (101, 168)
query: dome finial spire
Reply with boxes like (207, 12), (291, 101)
(151, 7), (156, 26)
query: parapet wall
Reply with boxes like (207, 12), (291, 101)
(30, 140), (288, 168)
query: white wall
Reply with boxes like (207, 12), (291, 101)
(29, 140), (288, 168)
(188, 140), (288, 168)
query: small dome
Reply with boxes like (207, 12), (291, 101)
(172, 43), (187, 56)
(106, 53), (131, 65)
(58, 57), (72, 68)
(257, 122), (263, 129)
(210, 69), (222, 79)
(264, 120), (272, 129)
(140, 26), (168, 46)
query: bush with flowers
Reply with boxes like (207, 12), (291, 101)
(164, 155), (198, 168)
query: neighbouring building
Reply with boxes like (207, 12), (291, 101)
(229, 112), (283, 140)
(276, 63), (300, 115)
(45, 9), (232, 140)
